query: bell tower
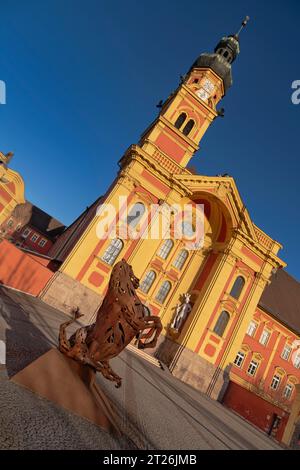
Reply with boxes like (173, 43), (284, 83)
(137, 17), (249, 169)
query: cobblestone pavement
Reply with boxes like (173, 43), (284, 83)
(0, 286), (281, 450)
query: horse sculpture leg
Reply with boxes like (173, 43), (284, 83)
(137, 315), (162, 350)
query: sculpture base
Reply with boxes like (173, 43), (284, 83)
(10, 348), (120, 436)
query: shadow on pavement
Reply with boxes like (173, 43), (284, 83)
(0, 287), (53, 377)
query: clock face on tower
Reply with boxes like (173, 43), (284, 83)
(202, 78), (214, 94)
(196, 88), (209, 101)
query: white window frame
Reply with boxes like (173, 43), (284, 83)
(283, 383), (293, 399)
(270, 374), (281, 390)
(23, 228), (31, 238)
(259, 329), (270, 346)
(247, 360), (258, 376)
(31, 233), (39, 243)
(247, 321), (257, 337)
(293, 353), (300, 369)
(281, 344), (292, 361)
(38, 239), (47, 247)
(234, 351), (245, 368)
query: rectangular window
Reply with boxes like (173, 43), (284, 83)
(283, 383), (293, 399)
(23, 228), (31, 238)
(247, 360), (258, 376)
(247, 321), (257, 337)
(281, 344), (292, 361)
(294, 354), (300, 369)
(259, 329), (270, 346)
(234, 351), (245, 368)
(31, 234), (39, 243)
(270, 375), (281, 390)
(38, 239), (47, 247)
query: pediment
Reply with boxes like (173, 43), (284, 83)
(174, 173), (258, 242)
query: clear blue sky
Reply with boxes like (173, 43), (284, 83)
(1, 0), (299, 278)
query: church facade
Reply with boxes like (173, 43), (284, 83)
(2, 25), (300, 446)
(41, 27), (300, 444)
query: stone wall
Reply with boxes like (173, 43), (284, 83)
(151, 334), (231, 401)
(39, 271), (103, 325)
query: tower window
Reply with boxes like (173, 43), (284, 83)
(193, 78), (199, 84)
(223, 50), (229, 58)
(155, 280), (172, 304)
(182, 119), (195, 136)
(229, 276), (245, 300)
(213, 310), (230, 337)
(140, 270), (156, 294)
(157, 239), (174, 260)
(101, 238), (124, 265)
(174, 112), (187, 129)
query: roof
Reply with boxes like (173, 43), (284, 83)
(11, 201), (65, 240)
(259, 269), (300, 334)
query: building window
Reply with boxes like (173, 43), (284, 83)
(127, 202), (145, 229)
(172, 249), (189, 270)
(140, 270), (156, 294)
(174, 112), (187, 129)
(247, 321), (257, 337)
(281, 344), (292, 361)
(22, 228), (31, 238)
(234, 351), (245, 368)
(101, 238), (124, 265)
(7, 219), (14, 228)
(293, 354), (300, 369)
(155, 280), (172, 304)
(157, 239), (174, 260)
(247, 360), (258, 376)
(16, 224), (22, 232)
(229, 276), (245, 300)
(270, 374), (281, 390)
(182, 119), (195, 136)
(39, 239), (47, 248)
(283, 383), (294, 400)
(31, 233), (39, 243)
(213, 311), (230, 337)
(259, 329), (270, 346)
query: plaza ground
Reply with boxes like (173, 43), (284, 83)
(0, 285), (281, 450)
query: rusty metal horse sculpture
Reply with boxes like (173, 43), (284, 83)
(58, 259), (162, 388)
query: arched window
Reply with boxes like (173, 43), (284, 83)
(101, 238), (124, 265)
(155, 280), (172, 304)
(127, 202), (145, 228)
(182, 119), (195, 136)
(230, 276), (245, 300)
(213, 311), (230, 337)
(140, 270), (156, 294)
(223, 50), (229, 58)
(173, 249), (189, 270)
(174, 112), (187, 129)
(157, 239), (174, 260)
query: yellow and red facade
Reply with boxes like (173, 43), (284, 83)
(2, 31), (300, 446)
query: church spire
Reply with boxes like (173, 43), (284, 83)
(192, 17), (250, 94)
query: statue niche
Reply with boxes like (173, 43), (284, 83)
(169, 293), (192, 335)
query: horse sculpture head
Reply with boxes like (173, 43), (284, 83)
(109, 259), (140, 297)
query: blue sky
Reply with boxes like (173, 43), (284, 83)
(1, 0), (299, 278)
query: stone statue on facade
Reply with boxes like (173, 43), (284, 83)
(170, 293), (192, 333)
